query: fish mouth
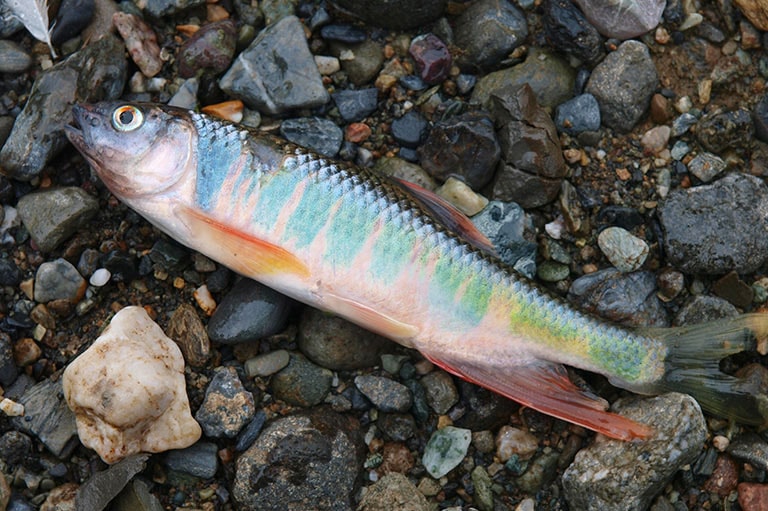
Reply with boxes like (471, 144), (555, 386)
(64, 104), (91, 153)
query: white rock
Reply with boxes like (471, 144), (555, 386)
(89, 268), (111, 287)
(314, 55), (340, 75)
(597, 226), (649, 272)
(63, 306), (201, 464)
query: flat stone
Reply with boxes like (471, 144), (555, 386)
(422, 426), (472, 478)
(357, 473), (431, 511)
(597, 226), (649, 272)
(17, 187), (99, 253)
(454, 0), (528, 71)
(75, 454), (150, 510)
(34, 258), (87, 304)
(354, 375), (413, 413)
(195, 366), (255, 439)
(279, 117), (343, 157)
(11, 378), (78, 458)
(573, 0), (665, 39)
(164, 442), (219, 479)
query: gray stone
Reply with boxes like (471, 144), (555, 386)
(333, 39), (384, 86)
(658, 173), (768, 274)
(34, 258), (87, 304)
(109, 478), (164, 511)
(0, 1), (23, 38)
(17, 187), (99, 253)
(328, 0), (446, 30)
(555, 94), (601, 135)
(207, 278), (294, 345)
(195, 366), (255, 439)
(472, 48), (576, 111)
(420, 371), (459, 415)
(244, 350), (290, 377)
(219, 15), (329, 114)
(271, 354), (333, 407)
(11, 378), (78, 458)
(573, 0), (665, 39)
(586, 40), (659, 132)
(357, 473), (431, 511)
(472, 200), (537, 278)
(727, 433), (768, 471)
(279, 117), (343, 158)
(687, 152), (726, 183)
(233, 409), (365, 511)
(597, 226), (649, 272)
(0, 40), (31, 73)
(332, 88), (379, 122)
(373, 157), (437, 191)
(454, 0), (528, 71)
(673, 295), (739, 326)
(297, 308), (390, 371)
(75, 454), (150, 511)
(137, 0), (205, 17)
(568, 269), (669, 327)
(0, 35), (127, 181)
(696, 108), (753, 153)
(164, 442), (219, 479)
(354, 375), (413, 413)
(0, 332), (17, 386)
(562, 393), (706, 511)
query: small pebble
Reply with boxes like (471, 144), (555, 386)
(495, 426), (539, 462)
(712, 435), (730, 452)
(435, 177), (489, 216)
(89, 268), (111, 287)
(640, 125), (671, 155)
(194, 284), (217, 315)
(687, 152), (726, 182)
(597, 226), (649, 272)
(244, 350), (290, 377)
(113, 12), (163, 77)
(314, 55), (340, 75)
(422, 426), (472, 478)
(354, 375), (413, 413)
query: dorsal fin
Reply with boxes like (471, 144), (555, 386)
(393, 177), (497, 256)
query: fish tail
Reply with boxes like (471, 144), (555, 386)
(638, 314), (768, 426)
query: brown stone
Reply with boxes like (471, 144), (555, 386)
(703, 455), (739, 496)
(650, 93), (671, 123)
(378, 442), (415, 475)
(167, 303), (211, 367)
(734, 0), (768, 31)
(738, 482), (768, 511)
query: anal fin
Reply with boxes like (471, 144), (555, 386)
(422, 351), (653, 440)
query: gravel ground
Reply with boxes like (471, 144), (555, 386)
(2, 0), (768, 510)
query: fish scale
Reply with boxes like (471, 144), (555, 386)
(65, 101), (768, 440)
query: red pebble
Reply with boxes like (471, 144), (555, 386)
(739, 483), (768, 511)
(409, 33), (452, 85)
(345, 122), (372, 143)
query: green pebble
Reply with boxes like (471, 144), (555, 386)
(537, 260), (570, 282)
(471, 466), (494, 511)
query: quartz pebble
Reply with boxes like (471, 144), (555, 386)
(89, 268), (111, 287)
(113, 12), (163, 77)
(597, 227), (649, 272)
(62, 307), (201, 463)
(495, 426), (539, 461)
(435, 177), (489, 216)
(422, 426), (472, 478)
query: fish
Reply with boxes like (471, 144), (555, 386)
(65, 101), (768, 440)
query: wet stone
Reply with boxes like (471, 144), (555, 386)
(739, 483), (768, 511)
(271, 354), (333, 407)
(319, 24), (366, 44)
(687, 152), (726, 183)
(167, 303), (210, 367)
(712, 271), (754, 308)
(0, 431), (32, 467)
(377, 413), (416, 442)
(373, 157), (437, 190)
(75, 454), (150, 511)
(562, 393), (706, 511)
(113, 12), (163, 78)
(244, 349), (290, 377)
(543, 0), (605, 66)
(0, 34), (127, 181)
(219, 15), (329, 114)
(420, 371), (458, 415)
(472, 200), (537, 278)
(568, 269), (669, 327)
(573, 0), (665, 39)
(102, 251), (139, 283)
(235, 409), (267, 452)
(0, 258), (22, 287)
(297, 308), (390, 371)
(409, 33), (451, 85)
(537, 261), (570, 282)
(164, 442), (218, 479)
(597, 226), (649, 272)
(0, 333), (18, 386)
(417, 111), (500, 189)
(149, 238), (189, 271)
(233, 409), (365, 511)
(138, 0), (205, 17)
(17, 187), (99, 253)
(196, 366), (255, 439)
(390, 111), (429, 148)
(728, 434), (768, 471)
(555, 94), (601, 135)
(51, 0), (95, 45)
(355, 375), (412, 413)
(586, 40), (659, 132)
(279, 117), (343, 158)
(34, 258), (86, 304)
(207, 278), (294, 345)
(672, 112), (698, 137)
(332, 88), (379, 122)
(0, 40), (31, 73)
(696, 108), (753, 153)
(658, 173), (768, 274)
(422, 426), (472, 478)
(358, 473), (431, 511)
(178, 20), (237, 78)
(454, 0), (528, 71)
(703, 455), (739, 495)
(335, 39), (384, 86)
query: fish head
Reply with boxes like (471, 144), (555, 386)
(65, 102), (196, 200)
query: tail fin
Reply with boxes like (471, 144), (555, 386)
(639, 314), (768, 426)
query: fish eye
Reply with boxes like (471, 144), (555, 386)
(111, 105), (144, 132)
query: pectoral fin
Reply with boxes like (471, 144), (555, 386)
(422, 351), (653, 440)
(323, 292), (419, 344)
(178, 205), (310, 280)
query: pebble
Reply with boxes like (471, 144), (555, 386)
(336, 39), (384, 86)
(164, 442), (219, 479)
(233, 409), (365, 510)
(234, 409), (267, 452)
(454, 0), (528, 71)
(496, 426), (539, 461)
(670, 140), (691, 160)
(390, 111), (429, 148)
(17, 187), (99, 253)
(738, 483), (768, 511)
(88, 268), (111, 287)
(409, 33), (451, 84)
(658, 173), (768, 273)
(244, 349), (290, 377)
(0, 333), (18, 386)
(586, 40), (659, 132)
(417, 111), (500, 189)
(167, 303), (211, 367)
(297, 307), (390, 371)
(196, 366), (255, 438)
(537, 260), (570, 282)
(11, 378), (77, 458)
(555, 93), (601, 135)
(319, 24), (366, 44)
(435, 177), (489, 216)
(374, 157), (437, 190)
(420, 371), (458, 415)
(656, 267), (685, 302)
(33, 258), (86, 304)
(113, 12), (163, 77)
(727, 433), (768, 471)
(0, 431), (32, 466)
(471, 200), (537, 278)
(490, 84), (566, 208)
(569, 269), (669, 327)
(640, 125), (671, 155)
(271, 353), (333, 407)
(674, 295), (739, 326)
(329, 0), (445, 30)
(754, 94), (768, 143)
(314, 55), (340, 75)
(332, 88), (379, 122)
(696, 108), (754, 153)
(279, 117), (343, 157)
(207, 278), (293, 344)
(0, 258), (22, 287)
(75, 454), (150, 511)
(712, 271), (754, 308)
(377, 413), (417, 442)
(358, 472), (430, 511)
(687, 152), (727, 183)
(422, 426), (472, 478)
(0, 40), (31, 73)
(355, 375), (413, 413)
(1, 34), (127, 181)
(178, 20), (236, 78)
(574, 0), (665, 39)
(597, 226), (649, 272)
(542, 0), (605, 65)
(220, 15), (329, 114)
(703, 455), (739, 495)
(562, 393), (706, 511)
(51, 0), (95, 45)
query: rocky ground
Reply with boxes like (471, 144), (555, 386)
(2, 0), (768, 510)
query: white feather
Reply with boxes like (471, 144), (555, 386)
(5, 0), (57, 58)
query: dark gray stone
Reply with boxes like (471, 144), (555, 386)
(658, 173), (768, 274)
(586, 40), (659, 132)
(0, 40), (31, 73)
(164, 442), (219, 479)
(138, 0), (205, 17)
(219, 15), (329, 114)
(33, 258), (86, 303)
(696, 108), (753, 153)
(332, 88), (379, 122)
(17, 187), (99, 253)
(11, 378), (78, 458)
(329, 0), (446, 30)
(390, 111), (428, 148)
(195, 366), (255, 439)
(279, 117), (343, 158)
(555, 94), (601, 135)
(454, 0), (528, 71)
(0, 35), (127, 181)
(75, 454), (150, 511)
(207, 278), (294, 344)
(271, 354), (333, 407)
(233, 409), (365, 511)
(472, 201), (537, 278)
(0, 332), (19, 387)
(673, 295), (739, 326)
(573, 0), (665, 39)
(354, 375), (413, 413)
(51, 0), (95, 45)
(543, 0), (605, 66)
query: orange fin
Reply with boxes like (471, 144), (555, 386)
(423, 352), (653, 441)
(178, 205), (310, 279)
(323, 292), (419, 343)
(394, 178), (497, 256)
